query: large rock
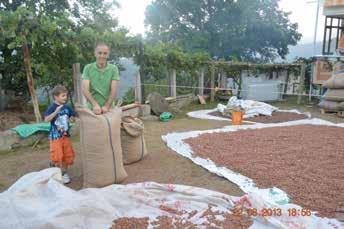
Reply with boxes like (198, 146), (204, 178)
(140, 115), (159, 121)
(0, 130), (47, 151)
(122, 106), (140, 118)
(139, 104), (151, 117)
(147, 92), (170, 115)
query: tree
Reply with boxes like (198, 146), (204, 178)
(0, 0), (139, 122)
(145, 0), (301, 62)
(0, 0), (73, 94)
(0, 7), (65, 122)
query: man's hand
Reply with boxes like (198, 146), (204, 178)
(93, 105), (102, 115)
(101, 106), (109, 114)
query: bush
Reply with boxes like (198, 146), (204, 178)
(122, 88), (135, 105)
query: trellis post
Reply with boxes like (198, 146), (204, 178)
(135, 71), (142, 103)
(283, 69), (290, 99)
(198, 68), (204, 96)
(210, 63), (215, 102)
(297, 64), (306, 104)
(168, 69), (177, 97)
(220, 70), (227, 89)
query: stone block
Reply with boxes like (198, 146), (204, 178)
(139, 104), (151, 117)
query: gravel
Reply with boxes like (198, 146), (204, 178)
(184, 125), (344, 220)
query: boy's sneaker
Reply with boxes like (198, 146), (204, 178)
(49, 161), (55, 168)
(62, 173), (71, 184)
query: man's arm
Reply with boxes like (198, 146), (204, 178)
(82, 80), (102, 114)
(102, 80), (118, 112)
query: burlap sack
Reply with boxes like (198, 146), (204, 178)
(323, 72), (344, 89)
(121, 116), (148, 165)
(318, 100), (344, 112)
(77, 106), (127, 188)
(323, 89), (344, 102)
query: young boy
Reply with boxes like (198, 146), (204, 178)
(44, 85), (76, 184)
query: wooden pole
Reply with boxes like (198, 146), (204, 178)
(297, 64), (306, 104)
(22, 42), (42, 122)
(72, 63), (79, 104)
(0, 73), (3, 112)
(167, 69), (171, 96)
(138, 41), (145, 102)
(198, 68), (204, 96)
(210, 64), (215, 102)
(169, 69), (177, 97)
(140, 69), (145, 103)
(220, 70), (227, 89)
(72, 63), (86, 106)
(283, 70), (290, 99)
(238, 70), (243, 98)
(0, 73), (2, 96)
(135, 71), (142, 103)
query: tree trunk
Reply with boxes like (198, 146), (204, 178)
(22, 42), (42, 122)
(44, 87), (50, 104)
(72, 63), (86, 106)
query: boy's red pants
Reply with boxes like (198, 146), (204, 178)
(50, 136), (74, 166)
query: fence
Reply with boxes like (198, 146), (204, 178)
(134, 63), (308, 104)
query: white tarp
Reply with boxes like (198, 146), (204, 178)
(0, 168), (341, 229)
(0, 168), (243, 229)
(188, 96), (311, 121)
(187, 108), (310, 123)
(162, 118), (344, 229)
(225, 96), (279, 118)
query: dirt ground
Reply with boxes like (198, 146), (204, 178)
(0, 98), (343, 196)
(0, 117), (243, 196)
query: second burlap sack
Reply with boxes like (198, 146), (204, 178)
(77, 106), (127, 188)
(323, 72), (344, 89)
(323, 89), (344, 102)
(121, 116), (148, 165)
(318, 100), (344, 112)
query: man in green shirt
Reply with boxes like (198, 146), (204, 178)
(82, 42), (120, 114)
